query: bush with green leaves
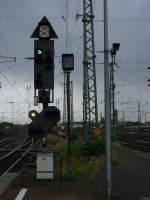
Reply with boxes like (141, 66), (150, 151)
(72, 137), (105, 157)
(70, 127), (83, 140)
(49, 135), (105, 178)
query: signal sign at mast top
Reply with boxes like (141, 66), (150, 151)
(31, 16), (58, 39)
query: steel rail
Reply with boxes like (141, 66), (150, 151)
(0, 134), (25, 147)
(0, 133), (28, 161)
(1, 139), (34, 176)
(0, 133), (23, 143)
(120, 142), (150, 152)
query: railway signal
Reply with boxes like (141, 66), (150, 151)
(111, 43), (120, 56)
(28, 106), (60, 136)
(62, 54), (74, 72)
(29, 16), (60, 138)
(31, 16), (58, 106)
(34, 40), (54, 89)
(62, 54), (74, 179)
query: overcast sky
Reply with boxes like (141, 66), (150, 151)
(0, 0), (150, 123)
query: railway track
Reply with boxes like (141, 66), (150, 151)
(120, 141), (150, 152)
(0, 133), (41, 176)
(0, 132), (28, 160)
(118, 132), (150, 153)
(1, 138), (41, 176)
(0, 139), (34, 176)
(0, 134), (25, 148)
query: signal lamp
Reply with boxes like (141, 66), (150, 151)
(35, 73), (43, 88)
(29, 110), (38, 120)
(31, 112), (36, 117)
(35, 48), (43, 55)
(45, 55), (53, 64)
(35, 48), (44, 64)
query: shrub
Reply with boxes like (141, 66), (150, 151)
(72, 137), (105, 157)
(70, 127), (83, 140)
(48, 135), (105, 178)
(72, 157), (103, 178)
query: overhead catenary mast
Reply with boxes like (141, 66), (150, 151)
(83, 0), (98, 137)
(63, 0), (69, 124)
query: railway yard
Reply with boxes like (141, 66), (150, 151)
(0, 124), (149, 199)
(118, 125), (150, 152)
(1, 0), (150, 199)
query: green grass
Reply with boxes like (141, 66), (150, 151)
(49, 135), (105, 179)
(72, 156), (104, 178)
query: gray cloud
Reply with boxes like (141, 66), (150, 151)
(0, 0), (150, 123)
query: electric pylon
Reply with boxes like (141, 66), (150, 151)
(83, 0), (98, 137)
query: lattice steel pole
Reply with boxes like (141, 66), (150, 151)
(83, 0), (98, 138)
